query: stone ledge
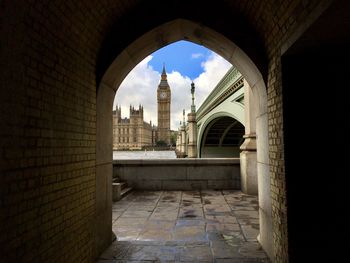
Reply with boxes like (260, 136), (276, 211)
(113, 158), (240, 166)
(113, 158), (241, 190)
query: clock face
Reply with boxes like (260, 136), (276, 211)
(160, 92), (167, 99)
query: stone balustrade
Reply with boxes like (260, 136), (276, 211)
(113, 158), (240, 190)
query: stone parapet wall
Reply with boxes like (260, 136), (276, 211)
(113, 159), (240, 190)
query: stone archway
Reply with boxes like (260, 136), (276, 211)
(96, 19), (272, 258)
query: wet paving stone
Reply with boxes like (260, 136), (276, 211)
(137, 228), (173, 241)
(230, 205), (257, 211)
(113, 227), (143, 241)
(158, 202), (180, 208)
(179, 207), (204, 219)
(121, 210), (153, 218)
(176, 219), (205, 227)
(149, 212), (179, 221)
(159, 191), (182, 203)
(238, 242), (268, 258)
(206, 223), (241, 233)
(206, 214), (238, 224)
(211, 240), (241, 259)
(99, 241), (131, 260)
(116, 218), (148, 227)
(97, 190), (269, 263)
(173, 225), (207, 242)
(112, 211), (123, 220)
(237, 218), (260, 225)
(112, 205), (130, 212)
(178, 245), (213, 261)
(215, 258), (270, 263)
(234, 210), (259, 219)
(121, 244), (177, 261)
(145, 220), (175, 230)
(204, 204), (231, 213)
(241, 224), (260, 241)
(128, 204), (156, 210)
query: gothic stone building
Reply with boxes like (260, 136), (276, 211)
(112, 105), (157, 150)
(113, 65), (171, 150)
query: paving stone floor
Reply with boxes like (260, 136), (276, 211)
(97, 190), (270, 262)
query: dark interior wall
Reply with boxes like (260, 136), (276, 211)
(282, 1), (349, 260)
(282, 52), (347, 262)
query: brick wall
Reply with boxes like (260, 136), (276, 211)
(0, 0), (333, 262)
(252, 1), (328, 261)
(0, 0), (115, 261)
(225, 1), (331, 261)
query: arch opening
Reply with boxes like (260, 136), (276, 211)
(111, 40), (232, 155)
(96, 18), (272, 259)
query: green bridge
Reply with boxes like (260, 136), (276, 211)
(196, 66), (245, 158)
(176, 66), (251, 159)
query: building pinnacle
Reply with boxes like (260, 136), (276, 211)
(161, 63), (167, 81)
(182, 109), (186, 127)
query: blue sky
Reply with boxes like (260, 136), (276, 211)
(113, 40), (232, 130)
(148, 40), (212, 80)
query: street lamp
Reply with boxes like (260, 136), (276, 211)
(191, 81), (196, 113)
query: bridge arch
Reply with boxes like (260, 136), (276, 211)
(197, 111), (244, 157)
(199, 116), (245, 158)
(97, 18), (272, 257)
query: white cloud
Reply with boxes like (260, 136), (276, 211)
(113, 56), (159, 127)
(193, 53), (232, 109)
(191, 53), (204, 59)
(113, 52), (232, 130)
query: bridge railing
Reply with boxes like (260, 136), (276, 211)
(197, 66), (241, 119)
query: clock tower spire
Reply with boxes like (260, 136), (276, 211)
(157, 63), (171, 145)
(161, 63), (167, 80)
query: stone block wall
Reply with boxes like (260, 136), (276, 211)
(113, 159), (241, 190)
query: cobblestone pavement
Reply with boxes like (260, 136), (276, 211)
(96, 190), (269, 262)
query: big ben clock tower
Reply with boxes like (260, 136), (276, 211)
(157, 64), (171, 145)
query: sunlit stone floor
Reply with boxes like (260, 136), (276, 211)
(96, 190), (269, 262)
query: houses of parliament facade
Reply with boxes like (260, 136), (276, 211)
(112, 65), (171, 150)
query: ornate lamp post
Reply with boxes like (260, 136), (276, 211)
(191, 82), (196, 113)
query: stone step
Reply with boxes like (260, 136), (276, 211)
(112, 182), (133, 201)
(119, 181), (127, 190)
(120, 187), (133, 198)
(113, 177), (120, 183)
